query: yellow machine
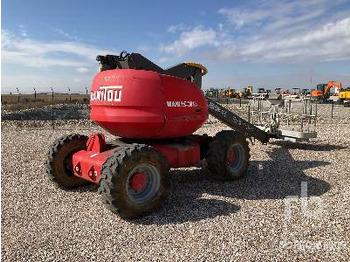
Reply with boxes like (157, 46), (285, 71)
(219, 89), (226, 98)
(244, 86), (253, 97)
(244, 86), (253, 95)
(339, 88), (350, 100)
(235, 91), (244, 98)
(228, 88), (236, 98)
(219, 88), (236, 98)
(219, 86), (253, 99)
(236, 86), (253, 98)
(339, 87), (350, 106)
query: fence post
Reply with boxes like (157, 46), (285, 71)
(247, 105), (251, 123)
(16, 87), (20, 103)
(68, 87), (71, 103)
(315, 100), (318, 117)
(50, 87), (54, 101)
(331, 102), (334, 119)
(33, 87), (36, 102)
(85, 87), (89, 103)
(51, 107), (55, 130)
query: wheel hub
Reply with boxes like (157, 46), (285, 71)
(126, 164), (161, 204)
(226, 143), (244, 172)
(129, 172), (147, 192)
(226, 149), (236, 164)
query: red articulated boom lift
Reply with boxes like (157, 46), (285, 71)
(46, 51), (270, 219)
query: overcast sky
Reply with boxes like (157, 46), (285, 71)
(2, 0), (350, 93)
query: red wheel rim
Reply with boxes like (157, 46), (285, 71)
(129, 172), (147, 192)
(226, 149), (236, 164)
(226, 144), (244, 171)
(126, 164), (161, 203)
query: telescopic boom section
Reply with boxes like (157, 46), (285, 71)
(206, 98), (269, 143)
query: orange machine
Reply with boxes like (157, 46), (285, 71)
(311, 81), (342, 100)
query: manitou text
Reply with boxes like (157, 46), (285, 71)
(91, 86), (122, 102)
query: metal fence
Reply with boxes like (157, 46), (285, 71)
(1, 98), (349, 132)
(210, 98), (349, 120)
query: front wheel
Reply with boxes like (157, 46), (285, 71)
(206, 130), (250, 181)
(98, 144), (169, 219)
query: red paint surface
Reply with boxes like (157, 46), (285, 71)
(72, 134), (203, 183)
(129, 172), (147, 191)
(90, 69), (208, 139)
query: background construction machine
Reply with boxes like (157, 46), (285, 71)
(223, 88), (236, 98)
(339, 86), (350, 106)
(217, 87), (253, 99)
(236, 86), (253, 98)
(205, 88), (219, 98)
(251, 88), (270, 99)
(311, 81), (342, 101)
(302, 89), (311, 95)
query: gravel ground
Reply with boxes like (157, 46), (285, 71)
(1, 117), (350, 261)
(1, 104), (90, 121)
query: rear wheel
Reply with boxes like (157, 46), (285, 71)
(207, 130), (250, 180)
(98, 144), (169, 219)
(45, 134), (90, 188)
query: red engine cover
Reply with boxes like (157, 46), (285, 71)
(90, 69), (208, 139)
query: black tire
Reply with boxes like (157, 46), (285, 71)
(207, 130), (250, 181)
(45, 134), (90, 188)
(98, 144), (169, 219)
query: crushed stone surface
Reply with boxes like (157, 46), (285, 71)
(1, 111), (350, 261)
